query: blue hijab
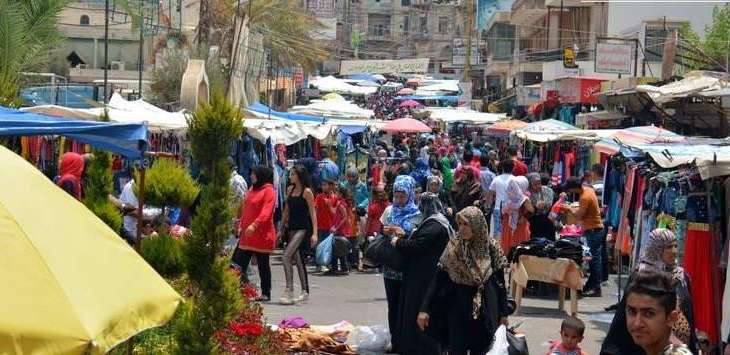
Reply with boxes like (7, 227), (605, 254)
(410, 157), (432, 188)
(387, 175), (421, 233)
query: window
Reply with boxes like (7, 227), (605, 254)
(80, 15), (90, 26)
(438, 17), (447, 34)
(402, 16), (409, 34)
(420, 16), (427, 34)
(402, 0), (410, 5)
(368, 14), (391, 38)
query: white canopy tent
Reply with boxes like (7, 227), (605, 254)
(309, 76), (378, 96)
(513, 119), (600, 142)
(425, 107), (506, 124)
(289, 100), (374, 120)
(22, 93), (188, 132)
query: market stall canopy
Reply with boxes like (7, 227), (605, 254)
(381, 117), (431, 133)
(514, 119), (599, 142)
(0, 144), (181, 354)
(636, 71), (730, 104)
(417, 80), (460, 93)
(486, 119), (528, 137)
(309, 76), (378, 96)
(289, 100), (374, 120)
(397, 88), (416, 95)
(575, 110), (628, 129)
(426, 107), (506, 124)
(247, 102), (324, 122)
(615, 138), (730, 180)
(395, 95), (459, 103)
(244, 118), (332, 145)
(399, 99), (422, 108)
(594, 125), (686, 155)
(22, 93), (188, 132)
(322, 92), (346, 101)
(0, 105), (148, 158)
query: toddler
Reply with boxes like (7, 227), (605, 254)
(546, 317), (587, 355)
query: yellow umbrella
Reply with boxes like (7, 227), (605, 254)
(0, 145), (181, 354)
(322, 92), (345, 101)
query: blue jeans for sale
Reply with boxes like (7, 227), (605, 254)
(584, 228), (604, 291)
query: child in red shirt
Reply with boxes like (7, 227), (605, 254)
(315, 180), (338, 243)
(327, 186), (354, 275)
(546, 317), (588, 355)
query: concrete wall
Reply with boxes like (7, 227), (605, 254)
(607, 2), (722, 37)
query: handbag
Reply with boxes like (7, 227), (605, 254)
(363, 234), (405, 271)
(506, 328), (528, 355)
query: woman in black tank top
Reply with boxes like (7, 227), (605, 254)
(279, 165), (318, 305)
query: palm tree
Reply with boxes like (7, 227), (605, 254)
(0, 0), (68, 106)
(247, 0), (329, 72)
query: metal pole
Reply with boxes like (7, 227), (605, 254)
(138, 4), (144, 98)
(103, 0), (110, 104)
(634, 39), (639, 77)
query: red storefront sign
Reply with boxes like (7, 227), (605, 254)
(556, 77), (606, 104)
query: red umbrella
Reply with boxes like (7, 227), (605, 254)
(399, 99), (422, 108)
(382, 118), (432, 133)
(397, 88), (415, 95)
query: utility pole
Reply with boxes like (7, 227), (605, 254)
(103, 0), (109, 104)
(138, 0), (144, 98)
(559, 0), (564, 50)
(463, 0), (474, 82)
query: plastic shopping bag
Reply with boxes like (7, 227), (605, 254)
(315, 234), (334, 266)
(487, 325), (509, 355)
(345, 325), (391, 354)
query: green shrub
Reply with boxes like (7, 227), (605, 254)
(140, 235), (185, 278)
(137, 158), (199, 208)
(88, 200), (123, 234)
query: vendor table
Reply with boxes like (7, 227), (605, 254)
(510, 255), (583, 316)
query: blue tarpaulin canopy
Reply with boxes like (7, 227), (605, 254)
(247, 102), (324, 123)
(395, 95), (459, 102)
(0, 106), (148, 158)
(339, 125), (368, 135)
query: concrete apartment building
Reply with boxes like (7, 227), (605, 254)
(324, 0), (480, 82)
(482, 0), (725, 100)
(56, 0), (201, 84)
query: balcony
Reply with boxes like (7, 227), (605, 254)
(367, 33), (393, 41)
(410, 32), (431, 40)
(510, 0), (547, 27)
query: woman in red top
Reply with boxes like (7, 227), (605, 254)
(237, 165), (276, 302)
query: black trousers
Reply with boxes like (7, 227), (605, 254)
(237, 249), (272, 298)
(384, 277), (402, 353)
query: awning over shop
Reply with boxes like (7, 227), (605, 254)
(594, 125), (686, 155)
(309, 76), (378, 96)
(514, 119), (599, 142)
(625, 140), (730, 180)
(0, 105), (148, 158)
(486, 119), (528, 137)
(425, 107), (506, 124)
(637, 70), (730, 104)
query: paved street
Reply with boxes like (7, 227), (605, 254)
(257, 251), (620, 354)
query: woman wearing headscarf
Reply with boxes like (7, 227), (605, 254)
(392, 193), (453, 355)
(601, 228), (698, 355)
(57, 152), (85, 200)
(237, 165), (277, 302)
(437, 147), (454, 191)
(425, 176), (451, 214)
(417, 207), (511, 355)
(500, 176), (534, 255)
(410, 157), (432, 192)
(380, 175), (423, 353)
(526, 173), (556, 240)
(450, 165), (482, 214)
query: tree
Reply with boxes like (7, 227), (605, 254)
(248, 0), (329, 72)
(83, 110), (122, 233)
(173, 92), (243, 354)
(0, 0), (68, 105)
(678, 4), (730, 71)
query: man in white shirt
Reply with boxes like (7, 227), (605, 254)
(486, 159), (515, 238)
(119, 179), (139, 242)
(420, 139), (433, 160)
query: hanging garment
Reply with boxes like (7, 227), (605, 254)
(721, 237), (730, 344)
(616, 166), (636, 256)
(683, 223), (719, 343)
